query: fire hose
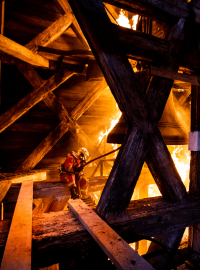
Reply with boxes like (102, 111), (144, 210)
(83, 146), (121, 168)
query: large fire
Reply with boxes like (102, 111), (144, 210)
(116, 9), (139, 30)
(148, 145), (190, 197)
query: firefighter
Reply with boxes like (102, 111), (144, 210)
(60, 148), (89, 199)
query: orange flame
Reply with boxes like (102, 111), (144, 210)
(148, 145), (190, 197)
(117, 9), (138, 30)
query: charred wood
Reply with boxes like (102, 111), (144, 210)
(0, 196), (199, 268)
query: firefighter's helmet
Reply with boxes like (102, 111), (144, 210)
(77, 147), (89, 161)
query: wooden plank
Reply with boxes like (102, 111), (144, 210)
(0, 181), (11, 203)
(0, 34), (49, 67)
(26, 13), (74, 52)
(68, 199), (154, 270)
(151, 66), (200, 86)
(0, 171), (46, 183)
(0, 196), (200, 267)
(15, 121), (69, 172)
(1, 180), (33, 270)
(0, 69), (74, 133)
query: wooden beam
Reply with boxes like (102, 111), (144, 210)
(103, 0), (198, 25)
(0, 34), (49, 67)
(3, 178), (107, 203)
(68, 199), (154, 270)
(0, 196), (198, 268)
(146, 229), (185, 269)
(0, 181), (11, 203)
(151, 66), (200, 86)
(69, 0), (189, 218)
(188, 84), (200, 254)
(1, 180), (33, 270)
(15, 62), (106, 171)
(0, 69), (74, 133)
(33, 197), (54, 216)
(15, 121), (69, 172)
(70, 79), (108, 120)
(0, 171), (46, 183)
(54, 0), (89, 48)
(0, 0), (5, 112)
(26, 13), (74, 52)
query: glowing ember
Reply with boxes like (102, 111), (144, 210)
(116, 9), (131, 28)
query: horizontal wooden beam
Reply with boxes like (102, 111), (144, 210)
(115, 25), (200, 72)
(26, 13), (74, 52)
(3, 178), (107, 203)
(1, 180), (33, 270)
(69, 199), (154, 270)
(0, 69), (74, 133)
(151, 66), (200, 85)
(103, 0), (199, 25)
(0, 196), (199, 268)
(0, 171), (46, 183)
(0, 34), (49, 67)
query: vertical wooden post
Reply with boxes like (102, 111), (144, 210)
(0, 0), (5, 112)
(189, 85), (200, 253)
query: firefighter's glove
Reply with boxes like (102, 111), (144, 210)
(73, 165), (83, 173)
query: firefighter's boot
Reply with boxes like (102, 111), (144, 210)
(70, 187), (79, 200)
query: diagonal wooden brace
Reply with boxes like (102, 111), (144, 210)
(68, 0), (191, 219)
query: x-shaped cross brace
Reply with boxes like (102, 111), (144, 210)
(69, 0), (194, 217)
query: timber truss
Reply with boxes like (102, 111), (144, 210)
(68, 0), (200, 269)
(0, 0), (108, 172)
(1, 0), (200, 269)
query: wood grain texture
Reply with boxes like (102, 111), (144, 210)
(15, 121), (69, 172)
(33, 196), (54, 215)
(151, 66), (200, 86)
(3, 178), (107, 203)
(68, 199), (154, 270)
(0, 69), (74, 133)
(26, 13), (74, 52)
(0, 34), (49, 67)
(0, 196), (199, 268)
(1, 180), (33, 270)
(0, 171), (46, 183)
(70, 79), (108, 120)
(69, 0), (189, 218)
(103, 0), (195, 25)
(0, 181), (12, 203)
(54, 0), (89, 48)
